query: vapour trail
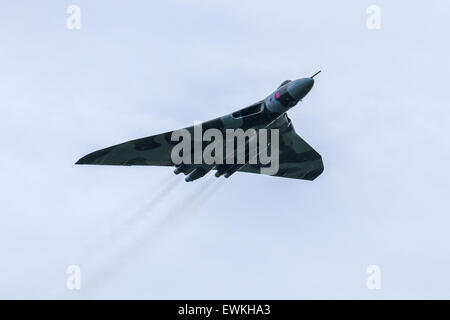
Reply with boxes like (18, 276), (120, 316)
(77, 174), (179, 269)
(81, 176), (223, 295)
(112, 175), (180, 235)
(184, 177), (226, 213)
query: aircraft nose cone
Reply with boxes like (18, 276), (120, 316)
(287, 78), (314, 100)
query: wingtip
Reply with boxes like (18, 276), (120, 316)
(74, 147), (113, 165)
(75, 155), (90, 165)
(74, 152), (100, 165)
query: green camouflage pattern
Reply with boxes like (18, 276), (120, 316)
(76, 77), (324, 181)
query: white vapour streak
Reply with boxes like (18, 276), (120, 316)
(76, 174), (179, 271)
(81, 176), (223, 294)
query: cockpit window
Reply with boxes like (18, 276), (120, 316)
(275, 86), (297, 107)
(278, 80), (291, 88)
(232, 102), (263, 118)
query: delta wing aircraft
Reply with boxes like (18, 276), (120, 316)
(76, 72), (324, 182)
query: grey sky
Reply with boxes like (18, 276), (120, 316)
(1, 1), (450, 298)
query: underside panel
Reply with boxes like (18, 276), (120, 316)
(76, 111), (323, 181)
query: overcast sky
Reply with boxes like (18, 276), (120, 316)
(1, 0), (450, 299)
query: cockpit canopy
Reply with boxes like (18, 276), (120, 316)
(274, 84), (298, 108)
(278, 80), (291, 88)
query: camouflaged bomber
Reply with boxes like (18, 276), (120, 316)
(76, 72), (324, 182)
